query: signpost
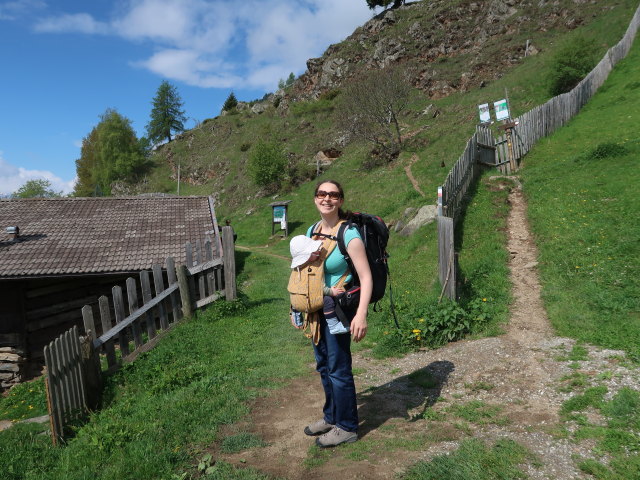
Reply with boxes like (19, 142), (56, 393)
(269, 200), (291, 238)
(493, 98), (510, 121)
(478, 103), (490, 124)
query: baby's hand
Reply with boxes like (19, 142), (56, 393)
(331, 286), (345, 297)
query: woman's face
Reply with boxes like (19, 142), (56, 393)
(314, 182), (344, 217)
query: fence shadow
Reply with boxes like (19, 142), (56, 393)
(357, 360), (455, 438)
(235, 249), (251, 276)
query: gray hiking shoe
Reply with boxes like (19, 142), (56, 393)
(304, 419), (334, 436)
(315, 426), (358, 448)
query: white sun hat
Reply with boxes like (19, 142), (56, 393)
(290, 235), (323, 269)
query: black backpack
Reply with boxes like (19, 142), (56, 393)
(312, 213), (399, 327)
(336, 213), (389, 304)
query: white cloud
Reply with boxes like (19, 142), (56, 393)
(31, 0), (376, 91)
(0, 152), (75, 196)
(33, 12), (110, 34)
(0, 0), (45, 21)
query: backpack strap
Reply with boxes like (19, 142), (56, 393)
(336, 221), (358, 286)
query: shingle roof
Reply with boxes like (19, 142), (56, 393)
(0, 196), (217, 279)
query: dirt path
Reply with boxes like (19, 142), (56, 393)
(404, 154), (425, 197)
(217, 180), (638, 479)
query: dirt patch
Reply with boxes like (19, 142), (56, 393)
(216, 181), (638, 479)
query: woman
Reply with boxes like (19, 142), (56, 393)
(291, 180), (372, 447)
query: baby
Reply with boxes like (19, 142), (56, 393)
(289, 235), (350, 335)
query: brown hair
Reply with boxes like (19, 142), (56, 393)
(314, 179), (351, 220)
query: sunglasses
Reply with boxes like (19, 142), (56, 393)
(315, 190), (342, 200)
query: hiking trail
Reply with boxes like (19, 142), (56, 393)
(216, 180), (638, 479)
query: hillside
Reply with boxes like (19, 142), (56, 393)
(133, 0), (638, 233)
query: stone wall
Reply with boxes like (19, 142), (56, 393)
(0, 347), (24, 390)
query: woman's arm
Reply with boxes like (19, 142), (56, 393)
(346, 237), (372, 342)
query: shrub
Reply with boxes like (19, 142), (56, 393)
(290, 98), (335, 116)
(248, 141), (287, 189)
(320, 88), (341, 101)
(372, 297), (492, 357)
(588, 142), (628, 160)
(548, 36), (599, 96)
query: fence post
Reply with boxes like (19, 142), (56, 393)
(222, 226), (237, 300)
(80, 330), (102, 410)
(437, 216), (456, 301)
(177, 264), (193, 319)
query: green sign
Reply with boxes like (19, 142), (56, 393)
(273, 206), (286, 222)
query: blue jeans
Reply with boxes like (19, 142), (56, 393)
(312, 313), (358, 432)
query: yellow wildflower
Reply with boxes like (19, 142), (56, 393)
(412, 329), (421, 334)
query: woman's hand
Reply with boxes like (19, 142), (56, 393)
(350, 311), (368, 342)
(330, 285), (345, 297)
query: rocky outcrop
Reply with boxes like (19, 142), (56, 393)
(289, 0), (593, 101)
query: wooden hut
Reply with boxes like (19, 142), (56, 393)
(0, 195), (220, 388)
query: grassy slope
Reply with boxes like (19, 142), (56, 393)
(520, 36), (640, 360)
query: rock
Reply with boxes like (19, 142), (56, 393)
(251, 102), (268, 114)
(0, 353), (21, 362)
(373, 38), (405, 67)
(0, 363), (20, 373)
(394, 207), (417, 233)
(398, 205), (437, 236)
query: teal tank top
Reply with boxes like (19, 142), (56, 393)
(306, 224), (362, 287)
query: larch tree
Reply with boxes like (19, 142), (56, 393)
(336, 66), (411, 161)
(146, 80), (187, 146)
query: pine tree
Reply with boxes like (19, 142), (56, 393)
(146, 80), (187, 145)
(222, 91), (238, 112)
(366, 0), (404, 9)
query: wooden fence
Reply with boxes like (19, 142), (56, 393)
(44, 226), (236, 444)
(437, 4), (640, 299)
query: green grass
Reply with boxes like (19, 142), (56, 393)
(0, 377), (48, 421)
(446, 400), (508, 426)
(561, 387), (640, 477)
(402, 438), (531, 480)
(521, 36), (640, 361)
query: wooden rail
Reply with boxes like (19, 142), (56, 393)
(44, 228), (236, 443)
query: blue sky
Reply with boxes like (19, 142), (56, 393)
(0, 0), (378, 195)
